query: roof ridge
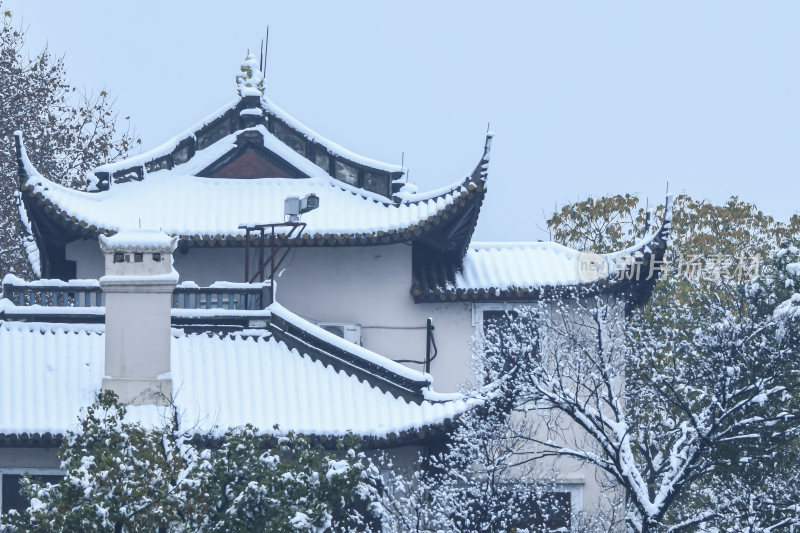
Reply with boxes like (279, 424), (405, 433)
(94, 97), (241, 177)
(267, 302), (432, 402)
(261, 95), (404, 173)
(87, 94), (408, 194)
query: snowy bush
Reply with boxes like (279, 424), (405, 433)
(381, 238), (800, 532)
(0, 392), (382, 532)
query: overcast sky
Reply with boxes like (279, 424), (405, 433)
(6, 1), (799, 241)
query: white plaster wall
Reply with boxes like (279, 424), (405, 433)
(0, 448), (60, 469)
(273, 245), (475, 393)
(66, 238), (104, 279)
(103, 291), (172, 379)
(67, 239), (477, 392)
(172, 246), (245, 286)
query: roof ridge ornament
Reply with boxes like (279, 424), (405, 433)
(236, 50), (265, 97)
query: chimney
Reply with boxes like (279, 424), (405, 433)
(99, 230), (178, 406)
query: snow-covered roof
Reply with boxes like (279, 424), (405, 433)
(0, 289), (433, 401)
(16, 125), (488, 246)
(88, 53), (405, 188)
(0, 320), (469, 440)
(458, 241), (613, 289)
(412, 196), (674, 303)
(99, 230), (177, 253)
(14, 51), (493, 250)
(20, 172), (480, 244)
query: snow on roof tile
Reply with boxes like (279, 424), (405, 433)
(413, 200), (673, 302)
(22, 172), (469, 239)
(0, 321), (468, 438)
(92, 98), (242, 176)
(99, 230), (177, 253)
(0, 321), (104, 435)
(261, 96), (404, 173)
(269, 302), (428, 384)
(91, 92), (404, 181)
(457, 241), (600, 290)
(171, 332), (467, 437)
(17, 125), (483, 243)
(457, 224), (671, 293)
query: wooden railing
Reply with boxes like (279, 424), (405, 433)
(2, 276), (271, 311)
(2, 278), (103, 307)
(172, 282), (270, 310)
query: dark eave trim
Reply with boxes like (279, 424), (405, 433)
(268, 313), (431, 404)
(19, 181), (486, 249)
(0, 419), (455, 450)
(412, 199), (673, 307)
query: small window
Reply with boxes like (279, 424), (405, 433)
(314, 147), (330, 171)
(363, 171), (389, 196)
(273, 121), (306, 155)
(2, 473), (64, 514)
(335, 160), (359, 186)
(509, 491), (571, 531)
(134, 253), (143, 263)
(482, 309), (520, 335)
(113, 252), (125, 263)
(152, 253), (162, 262)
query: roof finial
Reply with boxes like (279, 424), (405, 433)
(236, 50), (265, 97)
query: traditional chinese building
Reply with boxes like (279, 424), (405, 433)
(1, 53), (671, 523)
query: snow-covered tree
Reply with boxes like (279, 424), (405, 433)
(380, 311), (618, 533)
(180, 425), (381, 532)
(0, 4), (137, 280)
(381, 230), (800, 532)
(1, 392), (382, 532)
(462, 243), (799, 532)
(547, 194), (800, 530)
(380, 394), (601, 532)
(1, 391), (186, 531)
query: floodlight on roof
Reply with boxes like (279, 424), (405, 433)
(284, 194), (319, 222)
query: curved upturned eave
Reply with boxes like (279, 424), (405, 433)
(412, 194), (674, 304)
(14, 132), (488, 249)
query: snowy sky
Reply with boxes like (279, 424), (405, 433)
(6, 1), (800, 241)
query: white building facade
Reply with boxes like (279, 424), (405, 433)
(1, 55), (672, 528)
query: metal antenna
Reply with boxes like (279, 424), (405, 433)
(260, 38), (264, 72)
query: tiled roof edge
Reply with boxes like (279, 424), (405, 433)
(268, 313), (431, 403)
(412, 194), (673, 303)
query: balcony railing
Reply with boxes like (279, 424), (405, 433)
(1, 276), (271, 311)
(171, 281), (270, 310)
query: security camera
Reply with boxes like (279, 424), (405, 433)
(284, 193), (320, 222)
(299, 193), (319, 214)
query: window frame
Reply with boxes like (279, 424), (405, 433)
(496, 481), (583, 532)
(0, 468), (65, 514)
